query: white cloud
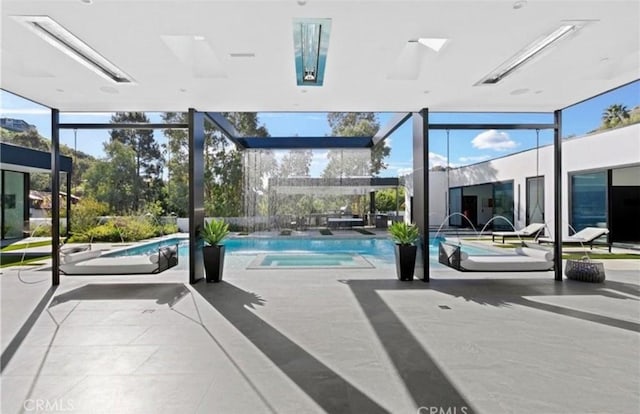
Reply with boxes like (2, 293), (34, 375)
(471, 130), (517, 151)
(458, 155), (490, 164)
(429, 152), (453, 168)
(397, 167), (414, 176)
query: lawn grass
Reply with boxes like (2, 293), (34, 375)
(1, 239), (52, 252)
(490, 243), (639, 259)
(319, 228), (333, 236)
(0, 255), (50, 268)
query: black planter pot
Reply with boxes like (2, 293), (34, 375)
(203, 245), (225, 283)
(394, 243), (417, 281)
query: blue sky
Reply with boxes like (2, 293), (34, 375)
(1, 80), (638, 178)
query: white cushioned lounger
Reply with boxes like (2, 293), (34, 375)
(60, 255), (160, 275)
(439, 242), (554, 272)
(59, 244), (178, 275)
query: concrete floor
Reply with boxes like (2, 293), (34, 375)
(1, 254), (639, 414)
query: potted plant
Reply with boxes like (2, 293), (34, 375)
(201, 218), (230, 283)
(388, 221), (420, 281)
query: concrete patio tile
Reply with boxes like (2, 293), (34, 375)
(2, 257), (638, 414)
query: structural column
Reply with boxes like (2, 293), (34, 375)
(188, 109), (205, 284)
(66, 171), (72, 237)
(51, 109), (60, 286)
(553, 110), (562, 281)
(369, 191), (375, 225)
(412, 109), (429, 282)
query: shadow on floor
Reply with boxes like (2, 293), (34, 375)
(343, 279), (475, 412)
(48, 283), (191, 307)
(345, 277), (640, 334)
(1, 286), (57, 373)
(193, 281), (391, 414)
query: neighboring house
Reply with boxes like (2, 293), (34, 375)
(403, 123), (640, 244)
(0, 118), (37, 133)
(0, 143), (72, 239)
(30, 190), (80, 219)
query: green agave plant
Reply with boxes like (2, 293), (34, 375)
(388, 221), (420, 245)
(201, 218), (230, 246)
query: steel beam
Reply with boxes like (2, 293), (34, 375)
(372, 112), (411, 146)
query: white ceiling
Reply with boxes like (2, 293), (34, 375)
(1, 0), (638, 113)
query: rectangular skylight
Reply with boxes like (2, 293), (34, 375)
(13, 15), (133, 83)
(293, 18), (331, 86)
(477, 24), (580, 85)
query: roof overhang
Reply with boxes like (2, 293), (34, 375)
(1, 1), (638, 113)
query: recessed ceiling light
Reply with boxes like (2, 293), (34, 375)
(297, 1), (307, 5)
(301, 89), (308, 93)
(80, 0), (93, 4)
(56, 88), (64, 92)
(13, 16), (133, 83)
(179, 88), (187, 92)
(193, 35), (205, 41)
(423, 90), (430, 94)
(476, 23), (587, 85)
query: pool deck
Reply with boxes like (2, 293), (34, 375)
(2, 232), (639, 413)
(2, 244), (639, 414)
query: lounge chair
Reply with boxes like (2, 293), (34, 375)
(537, 227), (611, 252)
(60, 244), (178, 275)
(438, 242), (554, 272)
(491, 222), (545, 243)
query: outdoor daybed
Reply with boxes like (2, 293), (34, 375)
(491, 222), (545, 243)
(60, 244), (178, 275)
(537, 227), (611, 252)
(438, 242), (554, 272)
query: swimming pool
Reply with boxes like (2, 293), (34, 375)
(106, 235), (501, 261)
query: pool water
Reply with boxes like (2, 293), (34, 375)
(250, 253), (374, 268)
(107, 235), (501, 262)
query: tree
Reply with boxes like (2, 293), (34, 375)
(109, 112), (163, 210)
(84, 140), (138, 213)
(162, 112), (273, 219)
(375, 187), (405, 212)
(162, 112), (190, 216)
(322, 113), (390, 217)
(601, 104), (630, 128)
(0, 127), (97, 192)
(324, 113), (390, 177)
(277, 149), (313, 178)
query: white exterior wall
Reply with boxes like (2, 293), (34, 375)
(404, 123), (640, 238)
(449, 123), (640, 238)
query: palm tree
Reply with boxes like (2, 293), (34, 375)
(601, 104), (630, 128)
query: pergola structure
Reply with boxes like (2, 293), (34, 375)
(1, 0), (637, 285)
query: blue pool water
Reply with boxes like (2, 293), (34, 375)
(107, 235), (501, 260)
(258, 253), (362, 267)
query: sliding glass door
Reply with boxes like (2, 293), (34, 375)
(526, 176), (544, 225)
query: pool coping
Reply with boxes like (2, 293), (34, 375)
(246, 253), (375, 270)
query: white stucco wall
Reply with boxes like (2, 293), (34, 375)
(405, 123), (640, 237)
